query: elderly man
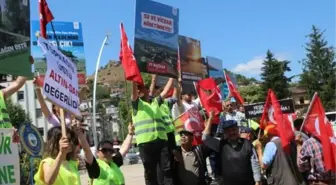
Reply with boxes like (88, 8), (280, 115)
(203, 111), (261, 185)
(255, 125), (306, 185)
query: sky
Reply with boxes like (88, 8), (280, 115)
(30, 0), (335, 80)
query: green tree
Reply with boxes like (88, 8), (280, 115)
(239, 84), (263, 103)
(300, 26), (336, 110)
(260, 50), (292, 99)
(6, 99), (31, 128)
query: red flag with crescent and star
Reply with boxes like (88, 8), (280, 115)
(173, 108), (204, 146)
(119, 23), (144, 87)
(195, 78), (223, 124)
(224, 72), (244, 105)
(302, 93), (336, 172)
(260, 89), (294, 153)
(39, 0), (54, 39)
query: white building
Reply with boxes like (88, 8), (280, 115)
(0, 79), (51, 140)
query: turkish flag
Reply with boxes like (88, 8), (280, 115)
(39, 0), (54, 39)
(173, 108), (204, 145)
(195, 78), (223, 124)
(302, 93), (336, 172)
(119, 23), (144, 87)
(225, 72), (244, 105)
(260, 89), (294, 153)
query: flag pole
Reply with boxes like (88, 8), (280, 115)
(92, 34), (110, 148)
(49, 22), (60, 50)
(299, 92), (317, 132)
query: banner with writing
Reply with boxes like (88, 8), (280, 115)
(0, 128), (20, 185)
(31, 21), (86, 84)
(244, 99), (295, 119)
(38, 37), (81, 116)
(134, 0), (179, 78)
(0, 0), (32, 77)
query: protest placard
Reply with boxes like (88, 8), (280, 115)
(244, 99), (295, 119)
(0, 128), (20, 185)
(134, 0), (179, 78)
(31, 21), (87, 84)
(0, 0), (32, 77)
(38, 37), (81, 117)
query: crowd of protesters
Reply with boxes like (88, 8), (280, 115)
(2, 58), (334, 185)
(128, 75), (335, 185)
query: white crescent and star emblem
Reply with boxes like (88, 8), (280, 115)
(330, 137), (336, 145)
(268, 106), (276, 124)
(314, 117), (321, 136)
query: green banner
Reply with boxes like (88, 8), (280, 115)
(0, 0), (32, 77)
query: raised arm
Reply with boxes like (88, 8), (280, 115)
(202, 111), (221, 152)
(35, 87), (52, 119)
(119, 123), (135, 157)
(160, 78), (174, 99)
(149, 74), (157, 97)
(2, 76), (27, 99)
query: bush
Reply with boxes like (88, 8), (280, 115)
(19, 152), (41, 185)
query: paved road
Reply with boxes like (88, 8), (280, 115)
(80, 160), (213, 185)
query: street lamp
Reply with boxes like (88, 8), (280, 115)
(92, 33), (110, 148)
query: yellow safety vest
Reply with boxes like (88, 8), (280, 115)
(160, 99), (175, 133)
(0, 91), (12, 128)
(132, 98), (167, 144)
(93, 159), (125, 185)
(34, 158), (81, 185)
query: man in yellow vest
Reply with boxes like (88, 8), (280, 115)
(149, 75), (178, 185)
(132, 80), (175, 185)
(0, 56), (32, 142)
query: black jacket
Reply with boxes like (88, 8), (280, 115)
(173, 145), (211, 185)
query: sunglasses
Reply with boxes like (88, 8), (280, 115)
(100, 148), (114, 153)
(226, 104), (232, 107)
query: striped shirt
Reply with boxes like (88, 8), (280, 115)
(297, 137), (335, 181)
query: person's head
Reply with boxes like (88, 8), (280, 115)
(138, 85), (150, 102)
(222, 120), (239, 141)
(238, 105), (245, 113)
(239, 126), (253, 141)
(44, 126), (79, 161)
(181, 91), (192, 103)
(260, 124), (279, 144)
(224, 100), (233, 113)
(293, 118), (304, 131)
(179, 131), (193, 146)
(97, 140), (114, 163)
(52, 104), (60, 115)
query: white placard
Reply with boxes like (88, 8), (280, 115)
(38, 37), (81, 116)
(0, 129), (20, 185)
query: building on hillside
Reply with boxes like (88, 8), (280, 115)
(87, 60), (125, 84)
(289, 86), (310, 110)
(0, 78), (50, 139)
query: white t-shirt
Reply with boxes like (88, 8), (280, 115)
(171, 99), (199, 120)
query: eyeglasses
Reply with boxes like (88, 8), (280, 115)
(99, 148), (114, 153)
(226, 104), (232, 107)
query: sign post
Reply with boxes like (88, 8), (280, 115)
(19, 123), (44, 185)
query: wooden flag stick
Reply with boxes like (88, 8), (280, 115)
(60, 108), (67, 137)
